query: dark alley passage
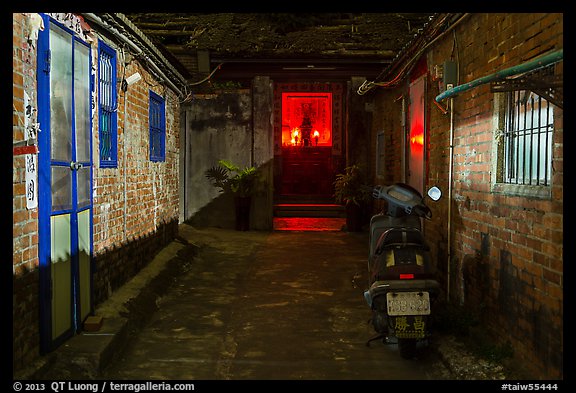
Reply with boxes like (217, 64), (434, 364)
(101, 224), (449, 380)
(14, 13), (563, 380)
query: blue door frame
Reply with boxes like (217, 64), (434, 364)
(36, 14), (94, 354)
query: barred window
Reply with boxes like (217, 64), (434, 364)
(98, 40), (117, 167)
(149, 91), (166, 162)
(502, 90), (553, 186)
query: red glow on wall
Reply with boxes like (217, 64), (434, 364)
(410, 132), (424, 146)
(282, 92), (332, 147)
(409, 125), (424, 161)
(273, 217), (345, 232)
(408, 75), (426, 194)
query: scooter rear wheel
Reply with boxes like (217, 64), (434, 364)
(398, 338), (417, 359)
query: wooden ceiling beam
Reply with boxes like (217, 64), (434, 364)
(139, 29), (201, 36)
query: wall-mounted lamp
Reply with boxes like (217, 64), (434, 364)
(125, 72), (142, 86)
(121, 72), (142, 92)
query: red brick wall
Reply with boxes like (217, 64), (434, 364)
(13, 13), (181, 375)
(371, 13), (563, 379)
(92, 61), (180, 252)
(91, 63), (180, 241)
(13, 13), (41, 373)
(13, 13), (40, 278)
(90, 54), (181, 302)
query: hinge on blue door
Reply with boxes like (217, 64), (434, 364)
(43, 49), (51, 74)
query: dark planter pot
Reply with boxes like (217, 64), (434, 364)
(346, 203), (363, 232)
(235, 196), (251, 231)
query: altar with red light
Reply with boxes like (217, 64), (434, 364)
(273, 83), (344, 200)
(281, 92), (332, 148)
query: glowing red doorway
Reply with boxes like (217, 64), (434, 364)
(281, 92), (332, 147)
(273, 82), (343, 203)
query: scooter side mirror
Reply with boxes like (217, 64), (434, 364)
(427, 186), (442, 201)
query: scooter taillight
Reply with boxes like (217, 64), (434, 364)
(399, 273), (414, 279)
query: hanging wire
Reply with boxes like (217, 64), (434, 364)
(358, 13), (469, 96)
(180, 63), (225, 104)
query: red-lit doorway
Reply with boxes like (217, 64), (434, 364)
(273, 82), (344, 202)
(407, 75), (426, 195)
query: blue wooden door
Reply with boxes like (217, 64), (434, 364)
(37, 15), (93, 352)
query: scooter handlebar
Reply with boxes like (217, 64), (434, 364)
(372, 185), (385, 199)
(372, 183), (432, 219)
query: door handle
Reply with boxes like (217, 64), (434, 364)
(70, 162), (83, 171)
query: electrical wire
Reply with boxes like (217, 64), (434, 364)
(358, 13), (469, 95)
(180, 63), (226, 104)
(359, 14), (449, 91)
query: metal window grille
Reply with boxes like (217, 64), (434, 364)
(503, 90), (553, 186)
(149, 92), (165, 162)
(98, 44), (116, 165)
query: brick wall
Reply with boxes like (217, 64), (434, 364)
(13, 13), (42, 373)
(13, 13), (40, 278)
(91, 54), (180, 302)
(92, 63), (181, 249)
(13, 13), (181, 375)
(370, 87), (406, 185)
(372, 13), (563, 379)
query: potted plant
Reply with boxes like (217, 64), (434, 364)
(205, 159), (258, 231)
(334, 164), (371, 232)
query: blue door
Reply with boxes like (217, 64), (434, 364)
(37, 14), (93, 352)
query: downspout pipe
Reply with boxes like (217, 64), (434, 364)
(447, 97), (454, 301)
(435, 49), (563, 102)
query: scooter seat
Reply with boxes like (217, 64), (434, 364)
(375, 227), (428, 254)
(369, 214), (421, 259)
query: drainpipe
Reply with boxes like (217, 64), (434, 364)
(400, 96), (406, 183)
(436, 49), (563, 102)
(447, 97), (454, 301)
(123, 84), (128, 241)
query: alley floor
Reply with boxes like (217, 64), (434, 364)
(100, 223), (451, 380)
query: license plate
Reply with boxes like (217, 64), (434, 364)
(386, 291), (430, 316)
(392, 315), (427, 338)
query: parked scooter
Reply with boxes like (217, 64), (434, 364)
(364, 182), (442, 359)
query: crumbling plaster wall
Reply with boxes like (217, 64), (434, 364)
(182, 77), (274, 230)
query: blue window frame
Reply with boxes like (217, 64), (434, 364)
(98, 40), (117, 167)
(149, 91), (166, 162)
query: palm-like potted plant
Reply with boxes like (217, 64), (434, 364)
(334, 164), (371, 232)
(205, 159), (259, 231)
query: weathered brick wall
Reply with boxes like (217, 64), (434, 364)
(372, 13), (563, 379)
(91, 56), (181, 301)
(13, 12), (41, 373)
(13, 13), (40, 278)
(370, 86), (407, 185)
(13, 13), (180, 375)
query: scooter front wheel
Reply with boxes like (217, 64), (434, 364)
(398, 338), (417, 359)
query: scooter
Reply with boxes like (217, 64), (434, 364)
(364, 182), (442, 359)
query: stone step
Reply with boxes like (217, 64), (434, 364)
(273, 203), (346, 218)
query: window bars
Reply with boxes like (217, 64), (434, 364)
(149, 91), (165, 162)
(503, 90), (553, 186)
(98, 42), (117, 166)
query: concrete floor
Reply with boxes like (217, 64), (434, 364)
(101, 223), (450, 380)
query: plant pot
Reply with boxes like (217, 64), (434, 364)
(345, 203), (363, 232)
(235, 196), (251, 231)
